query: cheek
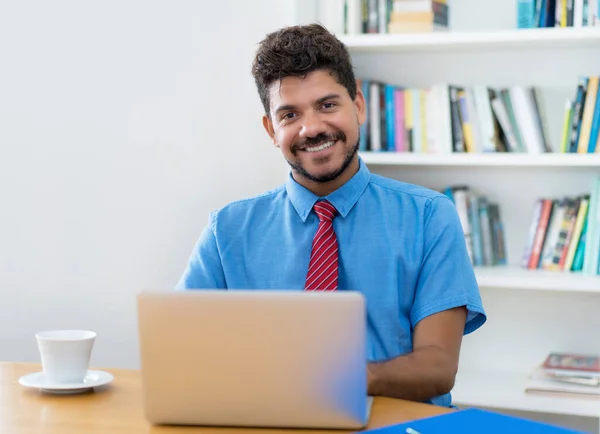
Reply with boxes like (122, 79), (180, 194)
(333, 111), (358, 134)
(275, 128), (295, 150)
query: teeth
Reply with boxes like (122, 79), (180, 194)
(305, 141), (335, 152)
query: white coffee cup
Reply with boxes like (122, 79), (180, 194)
(36, 330), (96, 384)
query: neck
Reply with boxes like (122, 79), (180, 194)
(293, 157), (360, 197)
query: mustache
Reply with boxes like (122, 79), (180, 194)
(294, 132), (346, 151)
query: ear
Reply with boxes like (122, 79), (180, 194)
(354, 88), (367, 127)
(262, 115), (279, 148)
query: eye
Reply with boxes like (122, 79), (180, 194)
(282, 112), (296, 120)
(321, 102), (336, 110)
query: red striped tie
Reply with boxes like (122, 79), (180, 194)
(305, 200), (338, 291)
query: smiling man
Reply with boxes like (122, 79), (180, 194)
(176, 24), (486, 406)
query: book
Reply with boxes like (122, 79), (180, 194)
(526, 367), (600, 396)
(363, 407), (585, 433)
(542, 352), (600, 374)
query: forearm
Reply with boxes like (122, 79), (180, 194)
(367, 345), (458, 402)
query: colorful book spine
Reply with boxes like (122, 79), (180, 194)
(583, 177), (600, 275)
(393, 88), (406, 152)
(564, 197), (589, 270)
(587, 84), (600, 153)
(385, 84), (396, 152)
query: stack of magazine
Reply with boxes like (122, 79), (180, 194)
(525, 353), (600, 398)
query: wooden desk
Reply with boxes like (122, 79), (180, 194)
(1, 362), (450, 434)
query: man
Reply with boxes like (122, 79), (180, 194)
(176, 23), (486, 407)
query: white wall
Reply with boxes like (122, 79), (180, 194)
(0, 0), (304, 368)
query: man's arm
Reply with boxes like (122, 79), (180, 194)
(367, 306), (466, 402)
(175, 214), (227, 290)
(365, 194), (486, 402)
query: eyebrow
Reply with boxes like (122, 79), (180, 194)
(274, 93), (342, 115)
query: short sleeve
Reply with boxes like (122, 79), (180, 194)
(175, 212), (227, 290)
(410, 196), (486, 335)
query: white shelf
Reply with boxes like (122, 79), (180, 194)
(452, 369), (600, 418)
(339, 27), (600, 53)
(359, 152), (600, 168)
(474, 266), (600, 293)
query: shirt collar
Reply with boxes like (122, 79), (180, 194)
(285, 157), (371, 222)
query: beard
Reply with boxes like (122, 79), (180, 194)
(285, 131), (360, 184)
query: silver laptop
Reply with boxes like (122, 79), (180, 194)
(136, 290), (372, 429)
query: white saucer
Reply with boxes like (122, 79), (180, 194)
(18, 370), (114, 394)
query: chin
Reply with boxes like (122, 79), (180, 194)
(304, 164), (347, 184)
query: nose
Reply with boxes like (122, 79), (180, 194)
(298, 110), (327, 139)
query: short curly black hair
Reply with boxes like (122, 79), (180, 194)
(251, 23), (357, 117)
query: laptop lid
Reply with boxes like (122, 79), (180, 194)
(137, 290), (369, 429)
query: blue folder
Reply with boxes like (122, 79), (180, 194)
(363, 408), (585, 434)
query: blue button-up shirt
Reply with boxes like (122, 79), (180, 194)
(176, 158), (486, 407)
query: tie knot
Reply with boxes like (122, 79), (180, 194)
(313, 200), (337, 223)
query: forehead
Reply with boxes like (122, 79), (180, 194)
(268, 70), (347, 109)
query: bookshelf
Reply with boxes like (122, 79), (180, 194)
(340, 26), (600, 52)
(310, 0), (600, 431)
(475, 266), (600, 293)
(360, 151), (600, 167)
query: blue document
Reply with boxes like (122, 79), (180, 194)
(364, 408), (584, 434)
